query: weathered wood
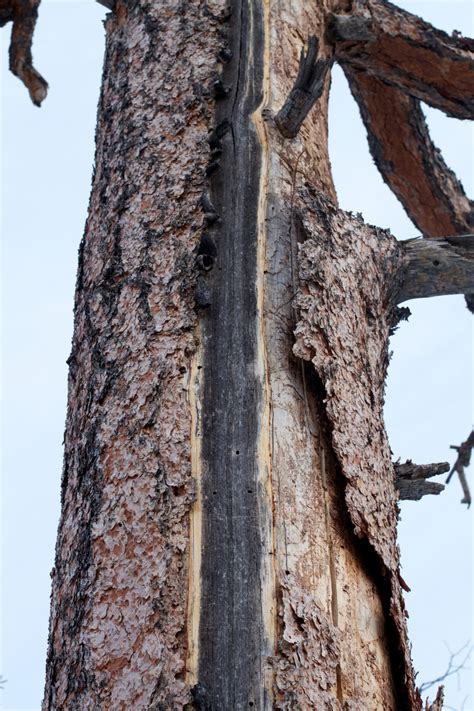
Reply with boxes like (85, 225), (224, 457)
(394, 461), (448, 501)
(196, 1), (271, 706)
(344, 67), (474, 238)
(397, 235), (474, 304)
(275, 36), (332, 138)
(330, 0), (474, 119)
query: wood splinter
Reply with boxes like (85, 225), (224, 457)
(446, 429), (473, 507)
(394, 460), (448, 501)
(275, 36), (332, 139)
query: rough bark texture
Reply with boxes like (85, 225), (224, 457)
(41, 0), (473, 708)
(292, 191), (419, 708)
(43, 2), (225, 707)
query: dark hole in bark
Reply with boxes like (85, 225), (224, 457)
(433, 259), (440, 266)
(196, 254), (215, 272)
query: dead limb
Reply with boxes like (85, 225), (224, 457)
(425, 687), (444, 711)
(446, 430), (474, 507)
(395, 460), (447, 501)
(329, 0), (474, 120)
(275, 36), (332, 138)
(343, 66), (474, 238)
(396, 235), (474, 308)
(0, 0), (47, 106)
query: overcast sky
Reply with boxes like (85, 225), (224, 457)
(1, 1), (472, 710)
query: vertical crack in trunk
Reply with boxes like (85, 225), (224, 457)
(196, 1), (271, 706)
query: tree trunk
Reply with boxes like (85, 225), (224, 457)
(41, 1), (472, 709)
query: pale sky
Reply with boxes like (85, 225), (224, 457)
(1, 2), (472, 709)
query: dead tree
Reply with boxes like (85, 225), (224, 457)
(3, 0), (472, 708)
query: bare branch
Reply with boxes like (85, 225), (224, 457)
(0, 0), (48, 106)
(342, 67), (474, 238)
(420, 641), (472, 695)
(329, 0), (474, 119)
(275, 36), (332, 138)
(397, 235), (474, 306)
(395, 460), (447, 501)
(446, 430), (474, 507)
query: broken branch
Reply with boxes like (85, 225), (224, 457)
(275, 36), (332, 138)
(343, 67), (474, 238)
(397, 235), (474, 306)
(330, 0), (474, 120)
(395, 460), (448, 501)
(0, 0), (48, 106)
(446, 430), (474, 507)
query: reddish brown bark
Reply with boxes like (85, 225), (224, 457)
(25, 0), (472, 708)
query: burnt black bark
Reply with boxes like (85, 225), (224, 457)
(197, 2), (268, 707)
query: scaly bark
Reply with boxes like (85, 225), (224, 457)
(35, 0), (472, 708)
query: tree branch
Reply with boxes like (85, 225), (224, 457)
(329, 0), (474, 120)
(275, 36), (332, 138)
(0, 0), (48, 106)
(421, 641), (472, 695)
(395, 460), (448, 501)
(343, 66), (474, 238)
(446, 430), (474, 507)
(424, 686), (444, 711)
(397, 235), (474, 307)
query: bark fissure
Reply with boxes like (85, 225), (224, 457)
(197, 1), (268, 706)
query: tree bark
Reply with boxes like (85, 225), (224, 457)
(41, 0), (471, 709)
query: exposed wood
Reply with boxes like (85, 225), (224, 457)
(330, 0), (474, 119)
(446, 430), (474, 506)
(275, 36), (332, 138)
(0, 0), (47, 105)
(343, 67), (474, 238)
(397, 234), (474, 304)
(293, 191), (420, 710)
(394, 461), (448, 501)
(196, 1), (273, 706)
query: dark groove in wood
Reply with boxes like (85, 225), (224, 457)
(198, 0), (265, 708)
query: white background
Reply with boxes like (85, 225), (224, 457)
(1, 1), (472, 709)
